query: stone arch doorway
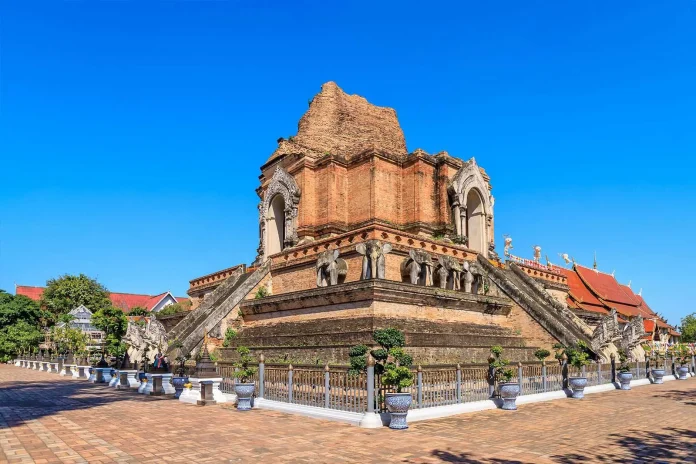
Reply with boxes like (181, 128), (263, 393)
(466, 188), (486, 254)
(266, 194), (286, 256)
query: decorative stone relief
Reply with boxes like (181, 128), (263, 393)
(257, 166), (301, 261)
(356, 240), (392, 280)
(447, 158), (495, 257)
(401, 250), (434, 286)
(621, 315), (645, 353)
(590, 309), (621, 353)
(316, 249), (347, 287)
(436, 255), (463, 290)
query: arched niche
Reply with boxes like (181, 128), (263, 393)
(448, 158), (494, 256)
(266, 194), (286, 256)
(257, 166), (301, 261)
(466, 188), (486, 253)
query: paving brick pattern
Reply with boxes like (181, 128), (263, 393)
(0, 365), (694, 463)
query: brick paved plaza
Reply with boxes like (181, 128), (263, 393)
(0, 366), (694, 463)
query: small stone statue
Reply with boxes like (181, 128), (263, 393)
(356, 240), (392, 280)
(462, 261), (474, 293)
(316, 249), (347, 287)
(532, 245), (542, 263)
(401, 250), (433, 286)
(503, 235), (513, 257)
(436, 255), (463, 290)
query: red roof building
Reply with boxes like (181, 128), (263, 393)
(15, 285), (189, 314)
(561, 265), (677, 341)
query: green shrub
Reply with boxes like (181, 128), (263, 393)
(488, 346), (513, 384)
(534, 349), (550, 361)
(617, 349), (631, 373)
(254, 286), (268, 299)
(232, 346), (257, 383)
(222, 328), (237, 348)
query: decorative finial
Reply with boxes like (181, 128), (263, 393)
(593, 252), (597, 270)
(638, 288), (642, 296)
(611, 270), (615, 277)
(259, 354), (265, 363)
(627, 280), (632, 288)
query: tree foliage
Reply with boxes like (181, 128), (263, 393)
(680, 313), (696, 343)
(92, 306), (128, 355)
(348, 328), (414, 392)
(0, 291), (45, 362)
(50, 325), (89, 354)
(157, 300), (191, 317)
(128, 306), (149, 316)
(40, 274), (111, 316)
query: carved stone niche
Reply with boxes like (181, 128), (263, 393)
(356, 240), (392, 280)
(401, 250), (434, 286)
(257, 166), (301, 263)
(316, 249), (348, 287)
(435, 255), (463, 290)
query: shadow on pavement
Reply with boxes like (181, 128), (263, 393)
(0, 377), (172, 426)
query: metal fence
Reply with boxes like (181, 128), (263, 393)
(215, 356), (693, 414)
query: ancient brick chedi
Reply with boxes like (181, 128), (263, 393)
(171, 82), (666, 364)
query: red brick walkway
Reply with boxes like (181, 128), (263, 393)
(0, 365), (694, 463)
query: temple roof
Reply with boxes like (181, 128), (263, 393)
(560, 266), (675, 335)
(266, 81), (408, 164)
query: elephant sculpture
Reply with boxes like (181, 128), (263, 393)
(316, 249), (348, 287)
(462, 261), (475, 293)
(401, 250), (434, 286)
(356, 240), (392, 280)
(436, 255), (463, 290)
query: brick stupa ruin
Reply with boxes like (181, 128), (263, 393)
(168, 82), (676, 365)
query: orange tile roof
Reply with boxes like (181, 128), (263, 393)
(16, 285), (187, 313)
(574, 265), (641, 306)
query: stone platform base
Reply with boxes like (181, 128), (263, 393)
(48, 363), (59, 374)
(179, 378), (227, 405)
(60, 365), (75, 377)
(109, 371), (120, 387)
(115, 370), (141, 389)
(141, 373), (175, 396)
(92, 367), (112, 383)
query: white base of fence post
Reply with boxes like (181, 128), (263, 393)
(358, 412), (383, 429)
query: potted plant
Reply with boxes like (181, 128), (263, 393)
(673, 344), (690, 380)
(489, 346), (518, 410)
(646, 345), (666, 384)
(563, 341), (591, 399)
(381, 347), (414, 430)
(616, 350), (633, 390)
(232, 346), (257, 411)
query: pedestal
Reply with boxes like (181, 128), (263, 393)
(93, 367), (112, 383)
(40, 362), (49, 372)
(109, 370), (120, 387)
(48, 363), (59, 374)
(116, 370), (141, 389)
(14, 359), (21, 367)
(60, 365), (75, 377)
(73, 366), (86, 379)
(178, 378), (226, 405)
(33, 361), (41, 370)
(141, 373), (175, 396)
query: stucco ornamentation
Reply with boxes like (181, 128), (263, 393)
(401, 250), (434, 286)
(590, 309), (621, 353)
(258, 166), (301, 260)
(356, 240), (392, 280)
(316, 249), (347, 287)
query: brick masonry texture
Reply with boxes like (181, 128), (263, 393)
(1, 366), (695, 463)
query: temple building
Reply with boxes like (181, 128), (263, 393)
(171, 82), (676, 364)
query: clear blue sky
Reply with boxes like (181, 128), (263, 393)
(1, 2), (694, 324)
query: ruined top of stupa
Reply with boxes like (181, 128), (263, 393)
(266, 82), (408, 164)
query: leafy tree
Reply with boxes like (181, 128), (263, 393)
(0, 290), (44, 327)
(488, 345), (514, 383)
(534, 349), (551, 362)
(348, 328), (414, 383)
(128, 306), (149, 316)
(92, 306), (128, 355)
(50, 325), (89, 354)
(157, 300), (191, 316)
(40, 274), (111, 316)
(232, 346), (257, 383)
(0, 291), (46, 361)
(679, 313), (696, 343)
